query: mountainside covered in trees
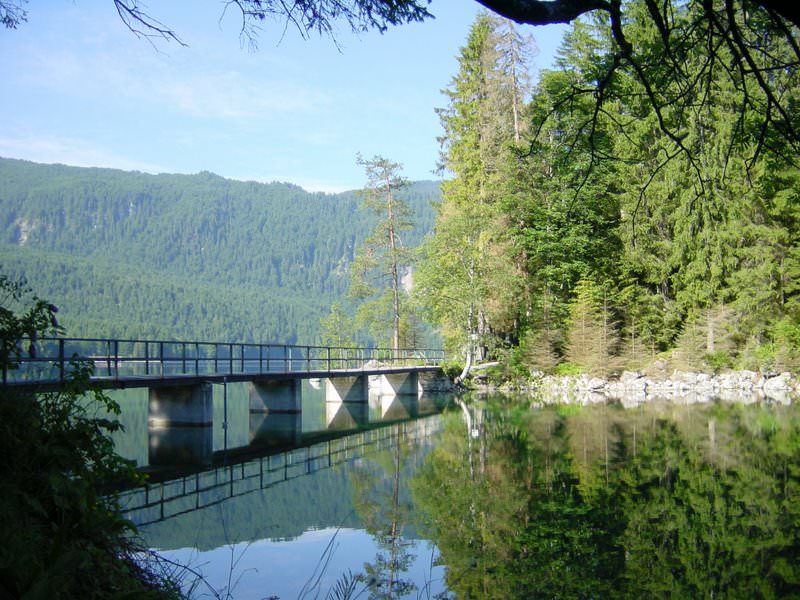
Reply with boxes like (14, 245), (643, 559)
(0, 157), (438, 343)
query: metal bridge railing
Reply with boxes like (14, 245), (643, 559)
(2, 336), (445, 385)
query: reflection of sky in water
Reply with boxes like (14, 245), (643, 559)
(158, 528), (446, 599)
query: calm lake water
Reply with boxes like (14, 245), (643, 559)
(111, 388), (800, 598)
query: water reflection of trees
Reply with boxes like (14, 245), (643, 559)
(411, 397), (800, 598)
(350, 433), (425, 598)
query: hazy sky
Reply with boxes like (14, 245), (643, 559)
(1, 0), (566, 192)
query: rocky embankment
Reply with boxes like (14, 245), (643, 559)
(524, 370), (798, 406)
(418, 370), (460, 392)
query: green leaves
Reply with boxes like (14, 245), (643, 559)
(0, 275), (178, 598)
(0, 275), (62, 373)
(473, 1), (800, 374)
(418, 12), (534, 367)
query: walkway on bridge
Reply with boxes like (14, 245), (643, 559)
(3, 336), (445, 391)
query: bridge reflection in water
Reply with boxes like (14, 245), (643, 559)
(117, 405), (446, 529)
(108, 366), (451, 521)
(104, 368), (449, 469)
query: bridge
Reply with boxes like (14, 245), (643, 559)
(3, 336), (448, 467)
(2, 336), (444, 389)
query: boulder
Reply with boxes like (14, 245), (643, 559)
(764, 372), (793, 395)
(621, 370), (642, 382)
(587, 377), (607, 391)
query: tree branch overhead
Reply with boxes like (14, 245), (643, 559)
(477, 0), (610, 26)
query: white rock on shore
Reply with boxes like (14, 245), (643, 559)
(527, 370), (797, 406)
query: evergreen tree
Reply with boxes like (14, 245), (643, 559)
(417, 12), (533, 377)
(501, 19), (622, 363)
(564, 278), (619, 376)
(508, 3), (800, 373)
(349, 155), (414, 351)
(318, 301), (357, 364)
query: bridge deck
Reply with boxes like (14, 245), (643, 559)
(2, 336), (445, 392)
(98, 364), (440, 391)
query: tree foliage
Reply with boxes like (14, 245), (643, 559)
(564, 278), (619, 375)
(412, 398), (800, 597)
(0, 0), (24, 28)
(419, 6), (800, 375)
(417, 12), (532, 375)
(1, 0), (432, 47)
(483, 0), (800, 174)
(0, 275), (181, 598)
(0, 158), (437, 345)
(349, 155), (416, 350)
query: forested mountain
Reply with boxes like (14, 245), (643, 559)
(0, 158), (438, 343)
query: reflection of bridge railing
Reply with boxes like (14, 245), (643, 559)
(3, 336), (445, 386)
(117, 415), (443, 527)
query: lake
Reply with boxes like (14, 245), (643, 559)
(112, 389), (800, 598)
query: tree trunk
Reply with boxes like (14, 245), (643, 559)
(386, 185), (401, 353)
(706, 307), (715, 354)
(458, 303), (476, 382)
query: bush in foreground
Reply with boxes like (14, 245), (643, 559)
(0, 276), (182, 599)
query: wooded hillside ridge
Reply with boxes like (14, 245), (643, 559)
(0, 157), (439, 344)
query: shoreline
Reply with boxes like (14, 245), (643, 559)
(488, 370), (799, 406)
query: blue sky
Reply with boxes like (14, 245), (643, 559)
(1, 0), (566, 192)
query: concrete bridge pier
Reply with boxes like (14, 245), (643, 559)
(248, 380), (302, 447)
(370, 372), (420, 396)
(249, 380), (302, 413)
(365, 372), (421, 422)
(148, 383), (213, 466)
(368, 389), (418, 421)
(325, 376), (368, 429)
(249, 411), (302, 447)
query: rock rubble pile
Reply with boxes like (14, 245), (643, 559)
(531, 370), (797, 406)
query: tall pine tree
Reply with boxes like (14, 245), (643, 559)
(417, 12), (533, 377)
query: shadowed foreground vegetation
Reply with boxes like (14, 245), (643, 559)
(0, 276), (182, 599)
